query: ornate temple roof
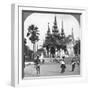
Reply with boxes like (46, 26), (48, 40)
(43, 16), (74, 48)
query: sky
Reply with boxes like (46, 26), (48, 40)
(24, 13), (81, 50)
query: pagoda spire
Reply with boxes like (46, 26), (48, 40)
(52, 15), (59, 35)
(61, 20), (65, 38)
(47, 23), (51, 35)
(54, 15), (57, 25)
(62, 19), (63, 29)
(72, 28), (75, 44)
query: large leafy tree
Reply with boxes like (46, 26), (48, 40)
(26, 24), (39, 58)
(24, 38), (34, 61)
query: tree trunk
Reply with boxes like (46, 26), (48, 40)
(33, 42), (36, 59)
(33, 43), (36, 53)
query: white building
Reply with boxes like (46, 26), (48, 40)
(66, 28), (75, 57)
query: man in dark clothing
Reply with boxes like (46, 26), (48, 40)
(50, 47), (55, 58)
(60, 56), (66, 73)
(71, 58), (76, 72)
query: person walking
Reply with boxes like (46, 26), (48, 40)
(71, 58), (76, 72)
(60, 56), (66, 73)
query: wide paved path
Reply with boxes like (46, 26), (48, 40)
(24, 63), (80, 77)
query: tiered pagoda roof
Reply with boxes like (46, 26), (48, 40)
(43, 15), (75, 48)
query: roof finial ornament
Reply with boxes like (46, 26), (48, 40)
(62, 19), (63, 29)
(72, 28), (75, 44)
(61, 19), (65, 38)
(47, 22), (50, 35)
(54, 15), (57, 25)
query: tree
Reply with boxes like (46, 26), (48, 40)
(27, 24), (40, 59)
(74, 39), (80, 56)
(24, 39), (33, 61)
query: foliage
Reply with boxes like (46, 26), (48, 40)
(24, 38), (34, 61)
(74, 39), (80, 56)
(27, 24), (39, 44)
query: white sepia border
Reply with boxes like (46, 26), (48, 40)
(11, 4), (88, 87)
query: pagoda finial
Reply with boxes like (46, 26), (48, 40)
(72, 28), (74, 37)
(62, 19), (63, 29)
(47, 22), (50, 35)
(52, 15), (59, 35)
(48, 22), (50, 29)
(72, 28), (74, 43)
(61, 19), (65, 38)
(54, 15), (57, 25)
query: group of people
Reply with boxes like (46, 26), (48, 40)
(45, 48), (69, 58)
(34, 55), (80, 75)
(60, 56), (80, 73)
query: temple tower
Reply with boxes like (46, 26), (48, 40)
(52, 16), (59, 35)
(61, 20), (65, 38)
(47, 23), (51, 35)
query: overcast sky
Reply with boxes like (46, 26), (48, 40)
(24, 13), (81, 50)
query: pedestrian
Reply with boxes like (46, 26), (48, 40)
(42, 59), (45, 64)
(71, 58), (76, 72)
(60, 56), (66, 73)
(76, 55), (80, 66)
(76, 60), (80, 66)
(35, 56), (40, 75)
